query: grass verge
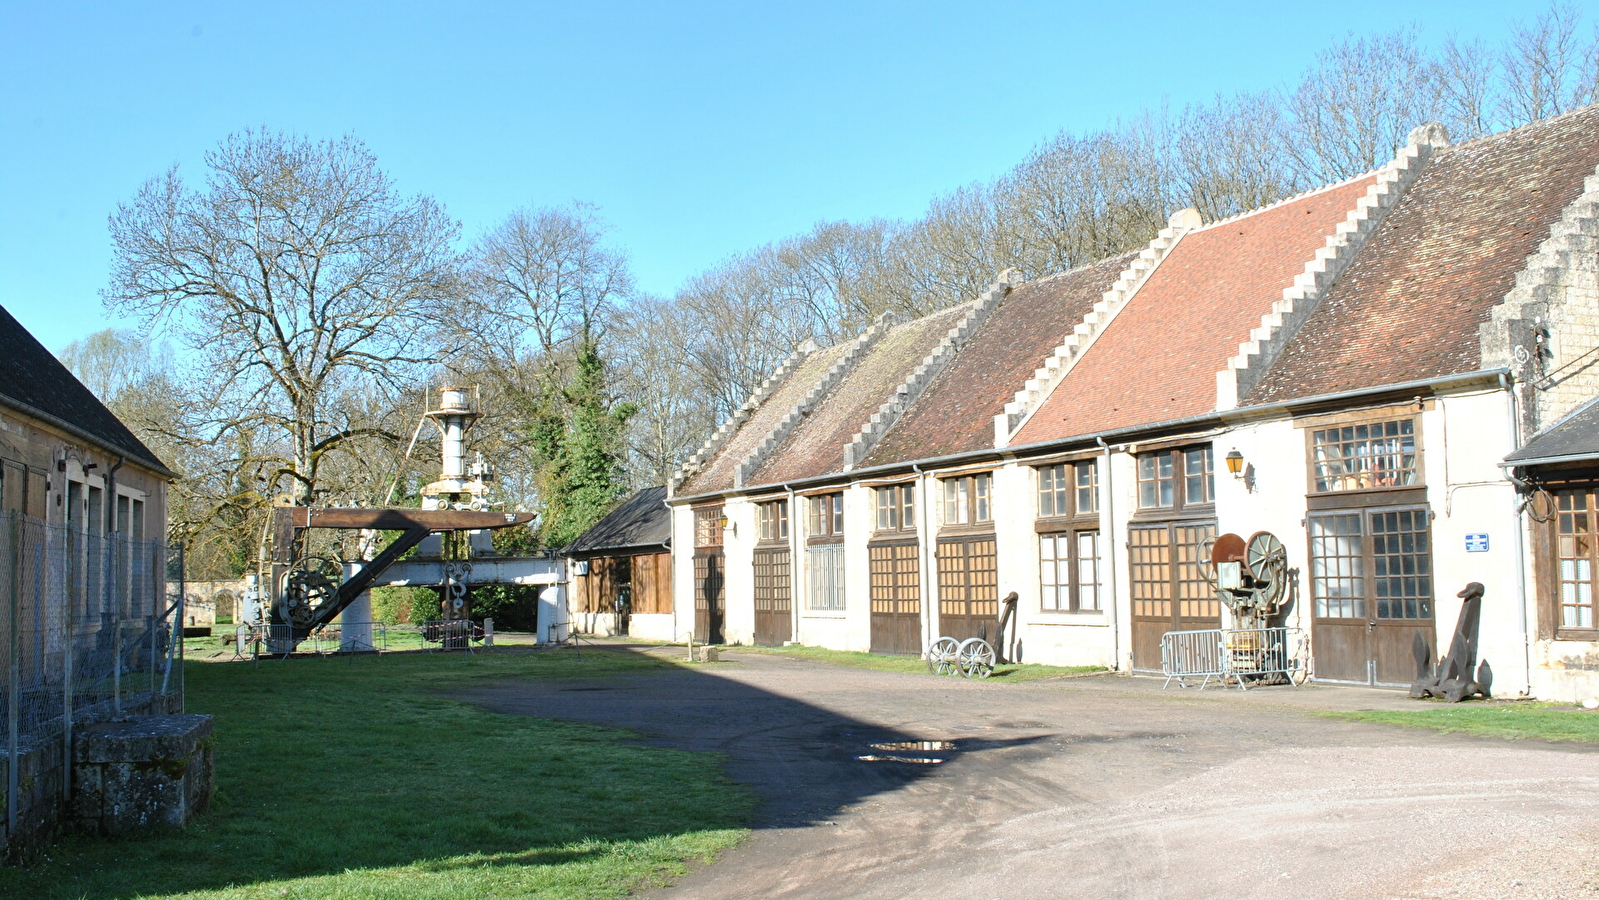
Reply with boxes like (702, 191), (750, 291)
(1322, 701), (1599, 743)
(0, 647), (753, 900)
(730, 643), (1103, 682)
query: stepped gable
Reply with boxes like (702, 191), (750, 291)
(1012, 173), (1377, 445)
(862, 252), (1135, 466)
(1246, 105), (1599, 404)
(748, 303), (973, 486)
(675, 342), (851, 495)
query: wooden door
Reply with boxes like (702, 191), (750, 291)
(1129, 522), (1218, 672)
(1309, 508), (1435, 685)
(693, 551), (725, 644)
(752, 548), (792, 647)
(870, 541), (921, 655)
(936, 536), (997, 642)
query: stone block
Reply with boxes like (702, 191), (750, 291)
(70, 714), (214, 836)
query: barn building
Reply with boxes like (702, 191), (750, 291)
(565, 486), (674, 640)
(665, 106), (1599, 701)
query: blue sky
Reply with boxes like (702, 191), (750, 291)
(1, 1), (1527, 353)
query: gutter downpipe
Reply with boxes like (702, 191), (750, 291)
(784, 484), (798, 644)
(1500, 372), (1534, 697)
(913, 464), (932, 656)
(662, 496), (677, 643)
(1096, 437), (1121, 673)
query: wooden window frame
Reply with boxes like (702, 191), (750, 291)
(693, 505), (724, 549)
(1039, 527), (1101, 613)
(940, 472), (993, 530)
(757, 498), (789, 544)
(1307, 504), (1434, 622)
(1551, 485), (1599, 639)
(1036, 459), (1099, 524)
(1135, 446), (1214, 516)
(806, 542), (846, 611)
(873, 483), (916, 534)
(1305, 414), (1423, 495)
(807, 493), (844, 542)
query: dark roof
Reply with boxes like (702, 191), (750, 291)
(0, 304), (172, 476)
(564, 486), (671, 556)
(863, 252), (1135, 466)
(747, 304), (972, 486)
(1015, 174), (1376, 444)
(1246, 105), (1599, 403)
(1505, 398), (1599, 467)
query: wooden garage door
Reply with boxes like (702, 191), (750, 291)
(753, 548), (792, 647)
(1128, 522), (1218, 672)
(870, 541), (920, 655)
(937, 536), (997, 642)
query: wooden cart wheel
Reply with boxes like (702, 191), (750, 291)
(927, 636), (960, 675)
(957, 638), (996, 679)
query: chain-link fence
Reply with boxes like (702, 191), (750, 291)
(1, 508), (183, 832)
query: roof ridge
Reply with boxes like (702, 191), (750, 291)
(1192, 167), (1384, 234)
(1221, 127), (1446, 408)
(994, 208), (1203, 448)
(668, 341), (818, 496)
(1437, 101), (1599, 155)
(841, 274), (1015, 470)
(733, 313), (898, 488)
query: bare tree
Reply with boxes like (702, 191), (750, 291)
(103, 129), (460, 503)
(1500, 2), (1598, 126)
(1432, 36), (1500, 140)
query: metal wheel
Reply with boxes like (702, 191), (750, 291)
(1196, 536), (1219, 587)
(282, 556), (341, 627)
(1245, 531), (1288, 604)
(927, 636), (960, 675)
(957, 638), (996, 679)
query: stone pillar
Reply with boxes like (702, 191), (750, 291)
(340, 562), (375, 652)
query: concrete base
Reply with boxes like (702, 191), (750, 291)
(71, 714), (214, 836)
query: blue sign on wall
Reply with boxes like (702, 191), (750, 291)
(1465, 533), (1490, 553)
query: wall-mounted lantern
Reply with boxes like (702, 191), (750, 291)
(1225, 449), (1245, 479)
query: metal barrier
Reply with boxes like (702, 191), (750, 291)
(420, 619), (484, 652)
(1162, 627), (1302, 690)
(233, 621), (389, 659)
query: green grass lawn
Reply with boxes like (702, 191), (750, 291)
(1323, 701), (1599, 743)
(730, 643), (1104, 682)
(0, 647), (753, 899)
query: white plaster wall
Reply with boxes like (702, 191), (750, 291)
(1216, 419), (1314, 638)
(839, 484), (873, 652)
(1532, 639), (1599, 703)
(670, 504), (696, 642)
(720, 495), (757, 645)
(1424, 389), (1529, 696)
(1104, 448), (1141, 673)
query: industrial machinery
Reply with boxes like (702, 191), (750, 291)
(1200, 531), (1289, 631)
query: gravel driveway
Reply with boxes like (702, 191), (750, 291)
(460, 647), (1599, 900)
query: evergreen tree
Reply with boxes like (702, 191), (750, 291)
(531, 334), (638, 548)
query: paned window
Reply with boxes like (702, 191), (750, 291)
(758, 499), (789, 542)
(693, 506), (724, 548)
(942, 473), (992, 525)
(1040, 530), (1101, 612)
(807, 543), (845, 610)
(1138, 447), (1213, 510)
(874, 483), (916, 532)
(1038, 460), (1098, 518)
(1311, 418), (1419, 492)
(1309, 508), (1432, 620)
(808, 493), (844, 537)
(1558, 488), (1598, 630)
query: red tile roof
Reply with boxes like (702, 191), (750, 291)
(1247, 106), (1599, 404)
(1013, 175), (1377, 444)
(747, 304), (974, 486)
(862, 253), (1136, 466)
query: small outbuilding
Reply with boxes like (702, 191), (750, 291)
(564, 486), (672, 640)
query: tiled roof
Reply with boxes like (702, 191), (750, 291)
(0, 304), (172, 476)
(1246, 106), (1599, 404)
(862, 253), (1136, 466)
(676, 342), (851, 495)
(748, 304), (973, 486)
(564, 486), (670, 555)
(1013, 175), (1377, 444)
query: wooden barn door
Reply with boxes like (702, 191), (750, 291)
(1309, 508), (1435, 685)
(752, 548), (792, 646)
(692, 506), (725, 644)
(1128, 522), (1218, 672)
(936, 536), (998, 642)
(869, 541), (920, 655)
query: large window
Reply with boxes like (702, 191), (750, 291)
(1138, 447), (1212, 510)
(1558, 488), (1598, 631)
(1311, 417), (1419, 492)
(942, 473), (992, 525)
(808, 493), (844, 537)
(1308, 509), (1433, 620)
(693, 506), (724, 548)
(1038, 460), (1097, 518)
(807, 543), (845, 611)
(1041, 531), (1100, 612)
(758, 499), (789, 542)
(874, 483), (915, 532)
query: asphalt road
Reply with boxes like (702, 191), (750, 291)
(459, 647), (1599, 900)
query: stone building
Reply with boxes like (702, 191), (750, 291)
(666, 105), (1599, 701)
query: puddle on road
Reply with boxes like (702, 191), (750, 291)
(856, 740), (955, 765)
